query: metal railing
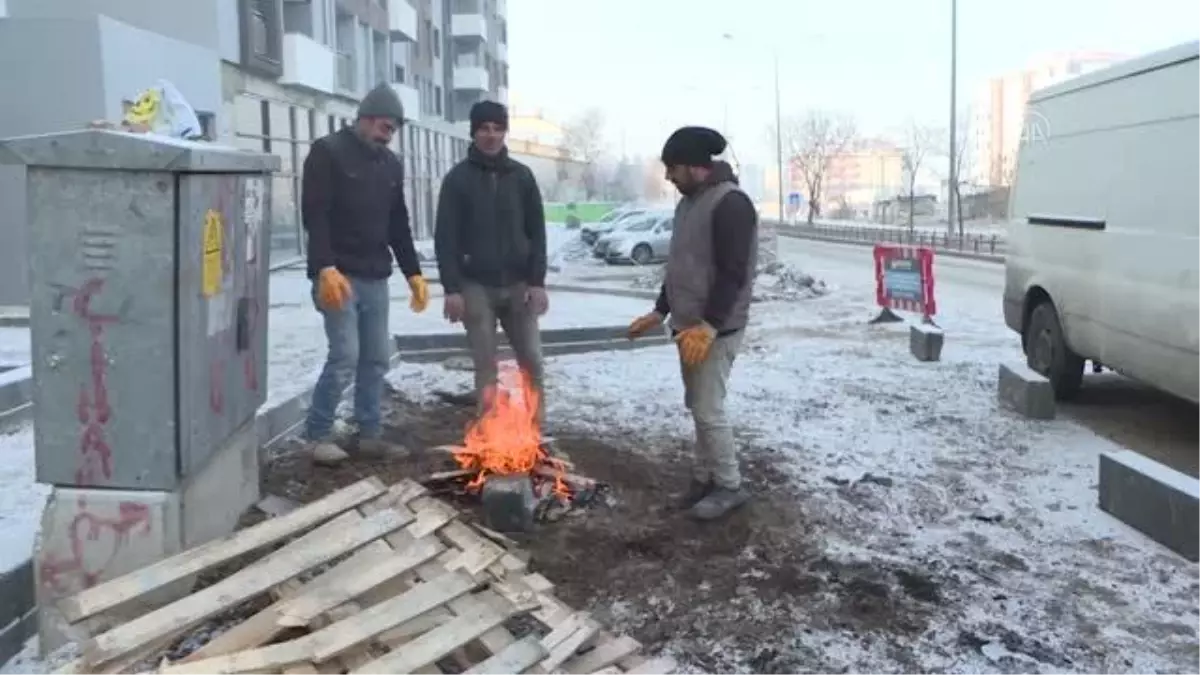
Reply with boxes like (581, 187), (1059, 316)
(778, 221), (1007, 257)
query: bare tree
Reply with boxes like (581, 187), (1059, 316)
(900, 121), (940, 231)
(950, 116), (971, 236)
(559, 108), (605, 201)
(776, 111), (857, 225)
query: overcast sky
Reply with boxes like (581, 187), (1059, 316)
(508, 0), (1199, 164)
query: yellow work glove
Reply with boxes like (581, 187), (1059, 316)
(627, 311), (664, 339)
(407, 275), (429, 313)
(317, 267), (351, 311)
(675, 322), (717, 366)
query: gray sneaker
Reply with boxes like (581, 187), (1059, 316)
(352, 436), (409, 459)
(311, 441), (350, 466)
(688, 486), (749, 521)
(676, 478), (714, 510)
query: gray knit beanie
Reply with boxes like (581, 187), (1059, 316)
(358, 83), (405, 123)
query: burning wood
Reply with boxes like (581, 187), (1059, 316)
(425, 362), (606, 527)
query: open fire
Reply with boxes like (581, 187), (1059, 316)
(428, 361), (605, 525)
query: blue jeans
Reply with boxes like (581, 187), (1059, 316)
(303, 276), (391, 441)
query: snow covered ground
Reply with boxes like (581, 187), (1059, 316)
(379, 238), (1199, 673)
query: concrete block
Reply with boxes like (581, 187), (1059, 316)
(997, 361), (1055, 420)
(1099, 450), (1199, 562)
(481, 475), (537, 534)
(180, 418), (260, 549)
(35, 486), (184, 652)
(909, 323), (944, 362)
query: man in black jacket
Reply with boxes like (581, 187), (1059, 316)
(301, 83), (429, 462)
(435, 100), (548, 424)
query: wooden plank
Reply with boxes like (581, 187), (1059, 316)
(559, 636), (641, 674)
(61, 477), (386, 624)
(277, 535), (445, 627)
(591, 668), (622, 675)
(83, 507), (410, 671)
(390, 479), (430, 505)
(439, 521), (506, 575)
(351, 596), (515, 674)
(541, 615), (600, 672)
(309, 570), (479, 662)
(405, 497), (459, 539)
(465, 635), (548, 674)
(620, 655), (678, 674)
(164, 572), (477, 675)
(283, 663), (320, 674)
(182, 541), (393, 662)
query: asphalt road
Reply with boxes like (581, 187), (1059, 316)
(779, 236), (1199, 477)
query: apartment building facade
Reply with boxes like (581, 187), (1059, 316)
(0, 0), (509, 305)
(969, 51), (1126, 187)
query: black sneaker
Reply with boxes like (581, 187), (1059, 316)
(689, 486), (749, 521)
(676, 478), (714, 510)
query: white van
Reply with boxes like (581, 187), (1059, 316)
(1004, 40), (1199, 404)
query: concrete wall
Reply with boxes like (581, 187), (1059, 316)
(5, 0), (222, 52)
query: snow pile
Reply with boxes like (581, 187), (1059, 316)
(630, 261), (829, 302)
(548, 235), (594, 267)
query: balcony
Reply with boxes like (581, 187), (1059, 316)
(390, 83), (420, 121)
(453, 65), (489, 91)
(388, 0), (417, 41)
(281, 33), (336, 94)
(336, 51), (357, 94)
(451, 13), (487, 41)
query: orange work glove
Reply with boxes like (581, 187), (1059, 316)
(317, 267), (351, 311)
(407, 275), (429, 313)
(675, 322), (717, 365)
(627, 311), (664, 339)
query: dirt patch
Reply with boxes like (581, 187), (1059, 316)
(260, 392), (952, 673)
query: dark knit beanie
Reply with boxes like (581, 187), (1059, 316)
(469, 100), (509, 134)
(661, 126), (727, 167)
(357, 83), (405, 123)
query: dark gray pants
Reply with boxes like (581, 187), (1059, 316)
(462, 282), (545, 425)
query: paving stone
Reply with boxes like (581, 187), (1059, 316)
(1099, 450), (1199, 562)
(481, 474), (537, 533)
(997, 361), (1055, 420)
(909, 323), (944, 362)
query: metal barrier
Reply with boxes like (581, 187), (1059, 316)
(781, 222), (1007, 257)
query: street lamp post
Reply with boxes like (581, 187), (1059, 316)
(948, 0), (958, 236)
(722, 33), (786, 224)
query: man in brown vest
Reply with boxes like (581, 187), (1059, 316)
(628, 126), (759, 521)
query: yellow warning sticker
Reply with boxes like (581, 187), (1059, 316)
(202, 209), (223, 297)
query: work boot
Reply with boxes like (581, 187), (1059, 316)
(689, 486), (749, 521)
(675, 478), (714, 510)
(311, 442), (350, 466)
(351, 435), (409, 459)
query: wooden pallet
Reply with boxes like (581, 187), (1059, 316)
(54, 476), (675, 674)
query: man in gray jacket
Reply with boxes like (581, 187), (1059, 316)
(628, 126), (758, 521)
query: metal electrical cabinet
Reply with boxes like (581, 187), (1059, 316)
(0, 130), (280, 491)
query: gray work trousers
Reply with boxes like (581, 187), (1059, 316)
(462, 281), (545, 426)
(681, 330), (744, 489)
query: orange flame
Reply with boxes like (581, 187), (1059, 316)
(453, 361), (568, 499)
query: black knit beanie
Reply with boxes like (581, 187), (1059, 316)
(661, 126), (727, 167)
(470, 100), (509, 135)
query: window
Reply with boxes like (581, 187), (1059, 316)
(307, 109), (316, 139)
(433, 29), (441, 58)
(241, 0), (282, 75)
(394, 64), (406, 83)
(435, 86), (442, 116)
(259, 100), (271, 152)
(196, 111), (216, 141)
(424, 19), (433, 59)
(327, 115), (336, 135)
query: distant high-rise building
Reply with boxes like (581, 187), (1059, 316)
(969, 51), (1126, 187)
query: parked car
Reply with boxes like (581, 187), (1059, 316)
(1003, 40), (1199, 403)
(596, 213), (674, 265)
(580, 207), (645, 245)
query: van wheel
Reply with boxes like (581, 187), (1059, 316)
(1025, 301), (1085, 400)
(631, 244), (652, 265)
